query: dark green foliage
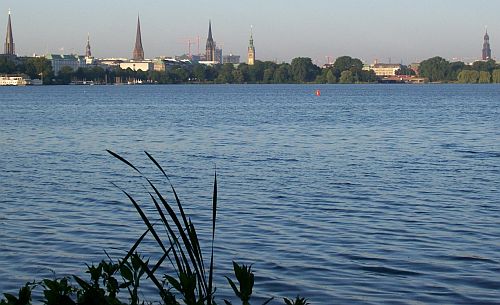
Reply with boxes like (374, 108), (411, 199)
(73, 260), (124, 305)
(419, 56), (451, 82)
(225, 262), (254, 304)
(0, 57), (17, 74)
(395, 66), (416, 76)
(290, 57), (320, 83)
(0, 283), (33, 305)
(283, 296), (309, 305)
(333, 56), (363, 72)
(41, 278), (76, 305)
(472, 59), (496, 72)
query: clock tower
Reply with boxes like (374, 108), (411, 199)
(247, 26), (255, 65)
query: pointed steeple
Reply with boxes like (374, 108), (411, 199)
(4, 9), (15, 55)
(208, 20), (213, 41)
(85, 33), (92, 57)
(482, 26), (492, 60)
(205, 20), (216, 61)
(132, 14), (144, 61)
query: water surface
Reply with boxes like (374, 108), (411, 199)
(0, 84), (499, 304)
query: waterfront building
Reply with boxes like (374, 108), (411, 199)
(247, 27), (255, 65)
(152, 57), (190, 71)
(99, 58), (126, 68)
(119, 61), (153, 72)
(223, 54), (240, 64)
(205, 20), (216, 62)
(482, 28), (492, 60)
(133, 15), (145, 61)
(364, 62), (401, 77)
(3, 10), (15, 55)
(45, 54), (86, 75)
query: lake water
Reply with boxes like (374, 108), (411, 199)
(0, 84), (499, 304)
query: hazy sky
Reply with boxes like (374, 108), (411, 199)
(1, 0), (499, 64)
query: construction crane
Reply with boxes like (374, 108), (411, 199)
(177, 36), (201, 58)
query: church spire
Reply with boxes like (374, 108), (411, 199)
(132, 14), (144, 61)
(205, 20), (216, 62)
(4, 9), (15, 55)
(482, 26), (492, 60)
(208, 20), (213, 41)
(85, 33), (92, 57)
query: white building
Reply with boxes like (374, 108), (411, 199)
(45, 54), (87, 75)
(119, 61), (154, 72)
(363, 62), (401, 77)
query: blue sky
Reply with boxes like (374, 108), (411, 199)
(1, 0), (499, 64)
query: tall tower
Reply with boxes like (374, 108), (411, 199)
(85, 33), (92, 57)
(133, 15), (144, 61)
(205, 20), (216, 62)
(482, 28), (492, 60)
(247, 26), (255, 65)
(4, 10), (15, 55)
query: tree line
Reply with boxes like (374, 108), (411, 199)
(0, 56), (375, 85)
(2, 55), (500, 84)
(419, 56), (500, 83)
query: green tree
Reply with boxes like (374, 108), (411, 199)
(326, 69), (337, 83)
(172, 67), (190, 83)
(193, 64), (207, 82)
(448, 61), (466, 80)
(248, 60), (265, 82)
(492, 69), (500, 83)
(216, 63), (234, 83)
(395, 65), (416, 76)
(290, 57), (319, 83)
(0, 57), (17, 74)
(236, 63), (251, 82)
(333, 56), (363, 72)
(88, 66), (106, 82)
(263, 67), (275, 83)
(273, 64), (291, 83)
(419, 56), (450, 82)
(57, 66), (74, 84)
(339, 70), (353, 83)
(478, 71), (491, 83)
(472, 59), (496, 73)
(23, 57), (53, 84)
(359, 69), (377, 83)
(232, 69), (244, 84)
(457, 70), (479, 83)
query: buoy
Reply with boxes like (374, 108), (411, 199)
(315, 89), (321, 96)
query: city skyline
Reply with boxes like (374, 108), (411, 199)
(1, 0), (499, 64)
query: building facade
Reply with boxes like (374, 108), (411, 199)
(482, 29), (492, 60)
(364, 62), (401, 77)
(45, 54), (86, 75)
(223, 54), (240, 64)
(119, 61), (153, 72)
(4, 10), (15, 55)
